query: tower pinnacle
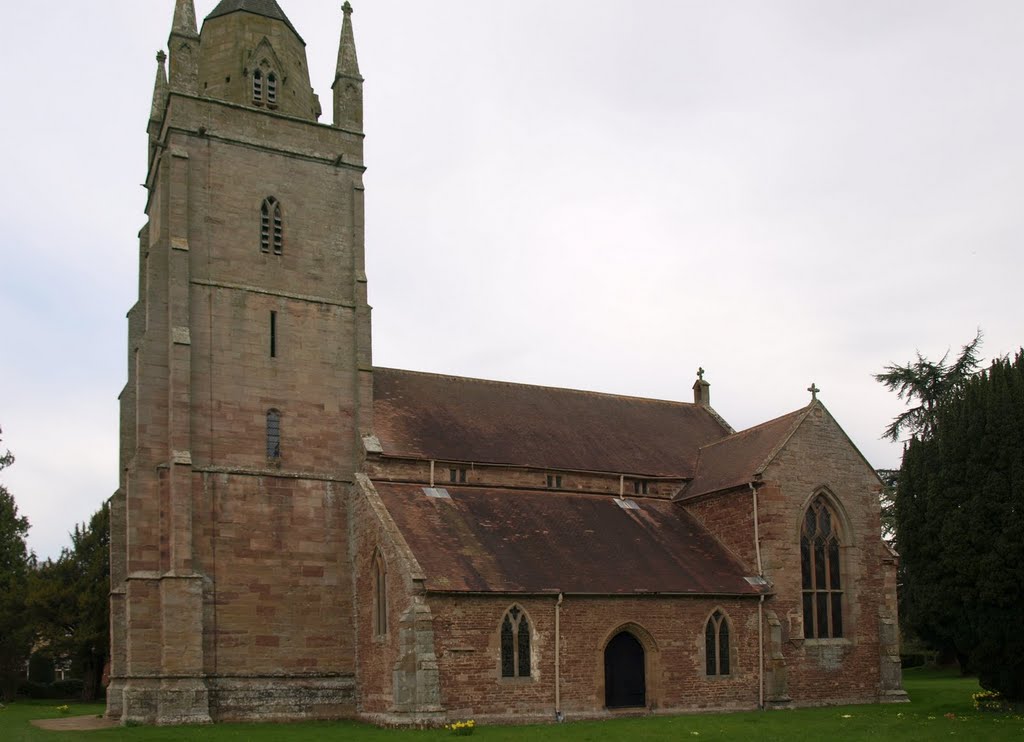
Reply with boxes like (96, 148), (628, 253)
(333, 2), (364, 130)
(150, 51), (169, 124)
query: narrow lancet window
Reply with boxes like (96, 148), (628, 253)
(500, 606), (531, 678)
(253, 69), (263, 104)
(267, 73), (278, 105)
(266, 409), (281, 460)
(705, 610), (730, 676)
(801, 495), (844, 638)
(372, 552), (387, 637)
(260, 197), (283, 254)
(270, 311), (277, 358)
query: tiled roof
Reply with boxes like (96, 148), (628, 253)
(372, 368), (731, 477)
(374, 482), (764, 596)
(683, 407), (810, 498)
(205, 0), (302, 40)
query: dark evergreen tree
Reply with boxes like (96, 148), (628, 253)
(28, 503), (111, 701)
(0, 426), (34, 701)
(894, 351), (1024, 699)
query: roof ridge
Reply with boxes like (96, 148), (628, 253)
(374, 366), (700, 408)
(698, 405), (810, 451)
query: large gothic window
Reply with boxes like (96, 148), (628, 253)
(260, 197), (283, 255)
(705, 610), (730, 676)
(801, 495), (843, 639)
(500, 606), (531, 678)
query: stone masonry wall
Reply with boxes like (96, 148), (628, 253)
(756, 403), (897, 705)
(426, 594), (762, 723)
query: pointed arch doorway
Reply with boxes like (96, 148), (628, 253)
(604, 631), (646, 708)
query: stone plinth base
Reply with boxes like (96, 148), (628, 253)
(209, 675), (357, 722)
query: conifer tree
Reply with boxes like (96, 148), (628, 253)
(894, 351), (1024, 699)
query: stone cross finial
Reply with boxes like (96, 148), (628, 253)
(808, 383), (820, 400)
(697, 367), (705, 381)
(343, 1), (353, 14)
(157, 50), (167, 65)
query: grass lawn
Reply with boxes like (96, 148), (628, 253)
(2, 668), (1022, 741)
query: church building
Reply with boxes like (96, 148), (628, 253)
(108, 0), (906, 725)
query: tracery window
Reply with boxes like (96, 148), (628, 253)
(266, 409), (281, 460)
(801, 495), (843, 639)
(705, 610), (730, 676)
(372, 551), (387, 637)
(260, 197), (283, 254)
(500, 606), (531, 678)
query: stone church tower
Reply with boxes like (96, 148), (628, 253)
(109, 0), (371, 723)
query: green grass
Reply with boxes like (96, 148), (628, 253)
(2, 668), (1022, 741)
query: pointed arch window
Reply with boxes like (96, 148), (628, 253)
(500, 606), (531, 678)
(253, 68), (264, 104)
(705, 610), (730, 676)
(372, 551), (387, 637)
(801, 495), (843, 638)
(267, 73), (278, 106)
(266, 409), (281, 460)
(260, 197), (283, 255)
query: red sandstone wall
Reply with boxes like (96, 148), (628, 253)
(683, 489), (758, 572)
(189, 472), (353, 678)
(426, 594), (761, 721)
(756, 404), (887, 705)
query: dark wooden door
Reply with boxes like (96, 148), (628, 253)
(604, 631), (646, 708)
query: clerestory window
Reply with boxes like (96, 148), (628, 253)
(801, 495), (844, 639)
(260, 197), (283, 254)
(705, 610), (730, 676)
(500, 606), (531, 679)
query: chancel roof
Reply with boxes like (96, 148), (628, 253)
(372, 368), (731, 477)
(205, 0), (302, 40)
(683, 407), (811, 499)
(375, 482), (765, 596)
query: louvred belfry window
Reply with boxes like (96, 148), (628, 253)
(260, 197), (283, 254)
(253, 69), (263, 104)
(801, 495), (843, 639)
(267, 73), (278, 105)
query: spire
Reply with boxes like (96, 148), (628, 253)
(171, 0), (199, 38)
(150, 51), (169, 124)
(333, 2), (364, 130)
(168, 0), (200, 94)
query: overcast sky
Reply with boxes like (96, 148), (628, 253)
(2, 1), (1022, 561)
